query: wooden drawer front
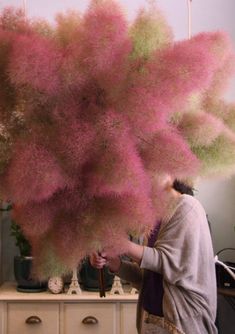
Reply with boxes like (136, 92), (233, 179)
(120, 303), (138, 334)
(64, 302), (117, 334)
(7, 302), (59, 334)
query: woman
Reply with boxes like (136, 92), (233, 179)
(90, 178), (218, 334)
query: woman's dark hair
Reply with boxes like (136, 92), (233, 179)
(173, 179), (194, 196)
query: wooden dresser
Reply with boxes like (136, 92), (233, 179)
(0, 282), (138, 334)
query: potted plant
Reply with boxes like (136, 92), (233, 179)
(10, 221), (47, 292)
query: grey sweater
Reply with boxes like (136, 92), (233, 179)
(118, 195), (218, 334)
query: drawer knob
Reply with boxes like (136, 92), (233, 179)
(82, 316), (98, 325)
(25, 315), (42, 325)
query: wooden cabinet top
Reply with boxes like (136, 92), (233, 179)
(0, 282), (138, 302)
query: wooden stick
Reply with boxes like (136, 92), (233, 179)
(187, 0), (192, 39)
(97, 252), (106, 297)
(98, 268), (106, 298)
(22, 0), (27, 18)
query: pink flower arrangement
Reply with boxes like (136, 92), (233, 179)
(0, 1), (235, 278)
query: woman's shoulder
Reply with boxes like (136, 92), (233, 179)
(178, 194), (204, 212)
(171, 194), (206, 224)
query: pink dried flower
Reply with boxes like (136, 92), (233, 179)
(3, 141), (69, 204)
(84, 110), (150, 196)
(204, 54), (235, 100)
(140, 128), (200, 178)
(0, 1), (235, 278)
(9, 34), (62, 95)
(52, 112), (96, 173)
(51, 215), (88, 267)
(13, 201), (56, 238)
(0, 7), (28, 32)
(141, 33), (220, 110)
(178, 112), (225, 147)
(79, 0), (129, 74)
(67, 0), (131, 99)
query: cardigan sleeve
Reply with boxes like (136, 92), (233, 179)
(140, 195), (212, 288)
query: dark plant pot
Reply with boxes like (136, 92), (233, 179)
(79, 258), (114, 292)
(14, 256), (47, 292)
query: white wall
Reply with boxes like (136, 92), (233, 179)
(191, 0), (235, 261)
(0, 0), (235, 266)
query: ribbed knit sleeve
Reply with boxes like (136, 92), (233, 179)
(140, 195), (215, 291)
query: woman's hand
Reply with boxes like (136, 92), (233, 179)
(89, 251), (121, 273)
(90, 252), (107, 269)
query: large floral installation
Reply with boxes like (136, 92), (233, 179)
(0, 0), (235, 278)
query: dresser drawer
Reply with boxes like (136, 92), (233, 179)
(120, 303), (138, 334)
(7, 302), (59, 334)
(64, 302), (117, 334)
